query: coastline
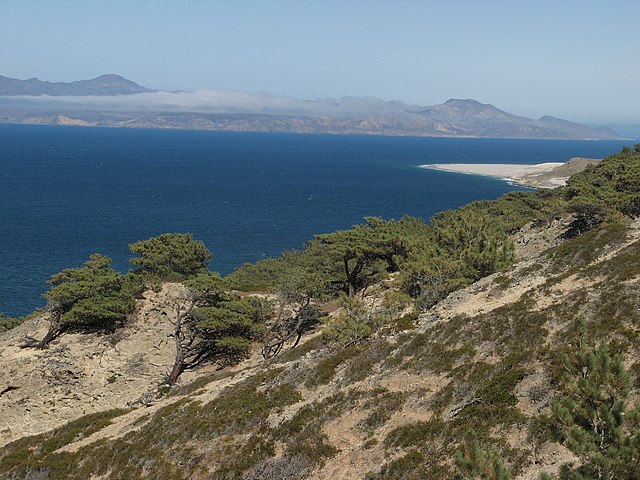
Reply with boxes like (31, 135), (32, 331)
(421, 158), (600, 189)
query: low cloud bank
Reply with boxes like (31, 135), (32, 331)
(0, 89), (410, 117)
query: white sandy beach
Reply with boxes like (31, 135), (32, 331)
(420, 161), (581, 188)
(421, 162), (564, 178)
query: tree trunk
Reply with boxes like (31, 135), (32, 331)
(346, 260), (363, 298)
(167, 352), (186, 384)
(37, 310), (64, 349)
(166, 300), (197, 384)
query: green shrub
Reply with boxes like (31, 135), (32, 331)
(306, 347), (358, 388)
(0, 312), (23, 332)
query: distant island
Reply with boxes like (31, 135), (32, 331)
(0, 74), (622, 140)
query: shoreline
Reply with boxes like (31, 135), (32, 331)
(421, 159), (599, 188)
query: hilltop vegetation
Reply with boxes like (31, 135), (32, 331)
(1, 145), (640, 479)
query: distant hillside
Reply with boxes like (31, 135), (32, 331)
(0, 74), (622, 139)
(0, 74), (154, 96)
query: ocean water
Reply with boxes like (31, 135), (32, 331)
(0, 124), (631, 316)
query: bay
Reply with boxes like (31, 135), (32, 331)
(0, 124), (631, 316)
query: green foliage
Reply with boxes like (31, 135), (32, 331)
(0, 312), (23, 333)
(182, 271), (226, 301)
(228, 248), (331, 298)
(129, 233), (211, 280)
(322, 291), (414, 349)
(232, 200), (536, 316)
(401, 206), (520, 310)
(167, 275), (270, 382)
(226, 257), (283, 291)
(431, 208), (516, 277)
(306, 346), (358, 388)
(322, 294), (377, 348)
(378, 290), (413, 330)
(46, 254), (125, 312)
(550, 321), (640, 480)
(0, 408), (130, 478)
(311, 216), (411, 297)
(478, 368), (526, 407)
(230, 249), (330, 360)
(454, 430), (512, 480)
(402, 251), (474, 309)
(563, 145), (640, 216)
(37, 254), (135, 346)
(561, 204), (609, 238)
(194, 297), (266, 364)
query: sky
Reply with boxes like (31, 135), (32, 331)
(1, 1), (639, 124)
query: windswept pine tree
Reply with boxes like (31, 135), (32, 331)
(312, 217), (410, 297)
(35, 254), (135, 348)
(167, 272), (268, 384)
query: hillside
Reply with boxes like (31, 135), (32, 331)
(1, 145), (640, 479)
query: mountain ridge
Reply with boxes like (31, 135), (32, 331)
(0, 74), (621, 139)
(0, 73), (154, 96)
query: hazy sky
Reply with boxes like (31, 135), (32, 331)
(1, 1), (638, 123)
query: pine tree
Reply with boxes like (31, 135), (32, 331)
(454, 430), (512, 480)
(35, 254), (135, 348)
(129, 233), (211, 280)
(549, 320), (640, 479)
(312, 217), (409, 297)
(166, 273), (268, 384)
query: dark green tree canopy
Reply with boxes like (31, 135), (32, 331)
(548, 320), (640, 480)
(564, 145), (640, 216)
(166, 272), (269, 384)
(36, 254), (135, 347)
(312, 216), (410, 297)
(129, 233), (211, 280)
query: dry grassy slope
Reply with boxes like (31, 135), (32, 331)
(2, 217), (640, 479)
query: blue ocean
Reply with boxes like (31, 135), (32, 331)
(0, 124), (632, 316)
